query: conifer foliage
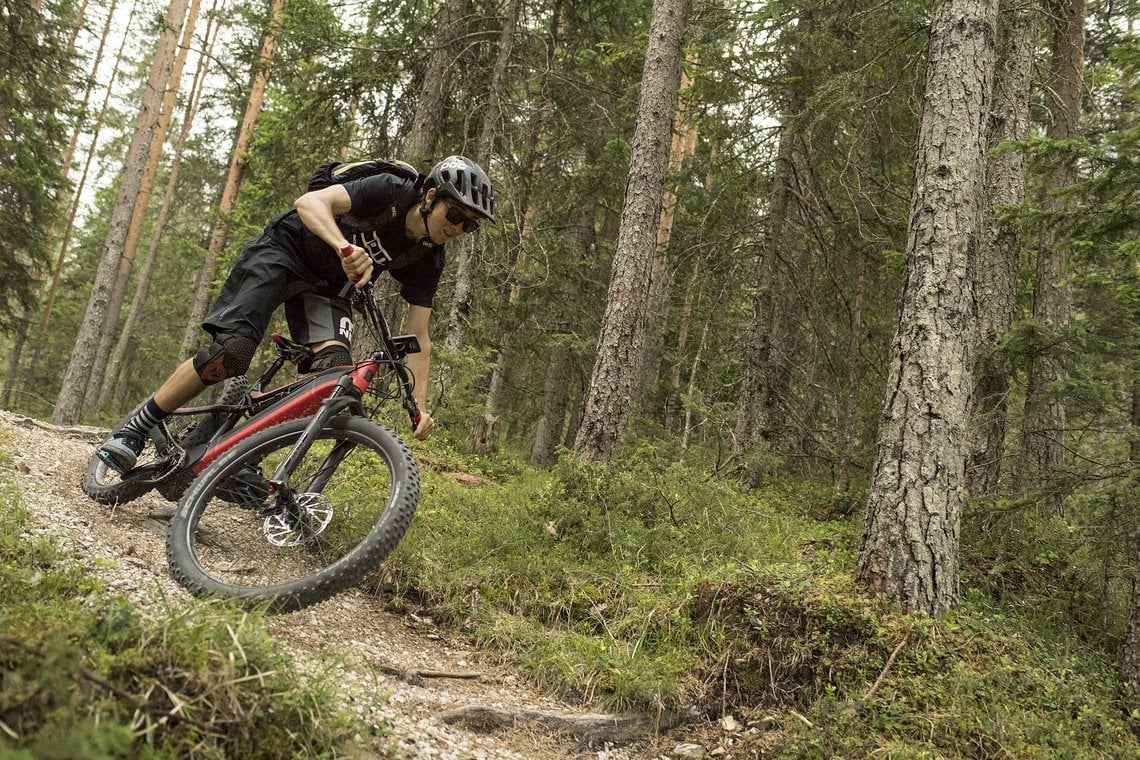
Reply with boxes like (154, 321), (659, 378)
(0, 0), (80, 329)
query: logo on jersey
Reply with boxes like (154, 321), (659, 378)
(351, 231), (391, 263)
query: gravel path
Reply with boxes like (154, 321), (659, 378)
(1, 411), (659, 759)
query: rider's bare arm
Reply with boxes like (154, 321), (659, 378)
(404, 305), (435, 440)
(294, 186), (372, 286)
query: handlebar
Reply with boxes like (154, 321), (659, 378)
(338, 279), (422, 433)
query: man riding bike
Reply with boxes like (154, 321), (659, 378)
(97, 155), (496, 473)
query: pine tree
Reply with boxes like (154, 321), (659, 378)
(856, 0), (999, 614)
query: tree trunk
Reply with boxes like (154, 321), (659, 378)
(86, 0), (203, 409)
(666, 258), (701, 432)
(59, 0), (116, 189)
(487, 0), (563, 413)
(445, 0), (521, 368)
(2, 317), (30, 408)
(636, 61), (700, 411)
(1131, 372), (1139, 464)
(181, 0), (286, 358)
(1018, 0), (1084, 509)
(573, 0), (690, 462)
(51, 0), (191, 425)
(23, 0), (131, 391)
(681, 305), (712, 451)
(1123, 529), (1140, 693)
(400, 0), (471, 164)
(531, 342), (573, 466)
(833, 261), (866, 497)
(855, 0), (997, 615)
(734, 92), (801, 451)
(100, 1), (220, 411)
(966, 0), (1039, 499)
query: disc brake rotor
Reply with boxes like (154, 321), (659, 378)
(263, 493), (334, 547)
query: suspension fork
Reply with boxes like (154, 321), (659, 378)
(265, 374), (361, 502)
(356, 283), (422, 429)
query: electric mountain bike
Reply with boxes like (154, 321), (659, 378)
(81, 282), (422, 612)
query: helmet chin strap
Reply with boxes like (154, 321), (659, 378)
(416, 199), (433, 245)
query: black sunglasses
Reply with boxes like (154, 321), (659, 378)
(442, 200), (480, 233)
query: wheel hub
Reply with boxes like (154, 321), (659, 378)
(263, 493), (334, 546)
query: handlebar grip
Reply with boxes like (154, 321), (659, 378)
(339, 243), (368, 287)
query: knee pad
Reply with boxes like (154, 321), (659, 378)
(193, 334), (258, 385)
(299, 344), (352, 374)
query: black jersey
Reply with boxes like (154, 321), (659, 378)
(267, 173), (445, 308)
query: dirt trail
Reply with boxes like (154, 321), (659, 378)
(0, 411), (658, 759)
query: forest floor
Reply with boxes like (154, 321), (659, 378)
(0, 410), (669, 760)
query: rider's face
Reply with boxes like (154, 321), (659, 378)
(425, 189), (480, 244)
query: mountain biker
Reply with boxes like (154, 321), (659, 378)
(95, 155), (496, 474)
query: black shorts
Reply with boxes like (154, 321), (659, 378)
(202, 232), (354, 348)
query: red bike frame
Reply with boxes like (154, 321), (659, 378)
(189, 360), (378, 475)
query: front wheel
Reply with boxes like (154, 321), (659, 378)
(165, 415), (419, 612)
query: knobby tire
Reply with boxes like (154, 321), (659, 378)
(165, 415), (419, 612)
(80, 396), (156, 505)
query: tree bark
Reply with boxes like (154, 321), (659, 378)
(486, 0), (563, 421)
(734, 88), (803, 452)
(855, 0), (998, 615)
(36, 1), (131, 334)
(23, 0), (131, 391)
(445, 0), (521, 364)
(1018, 0), (1084, 509)
(531, 342), (574, 466)
(573, 0), (690, 462)
(399, 0), (471, 164)
(52, 0), (191, 424)
(100, 1), (220, 410)
(666, 258), (701, 432)
(966, 0), (1039, 499)
(636, 61), (699, 411)
(86, 0), (203, 409)
(1131, 372), (1139, 464)
(181, 0), (286, 359)
(2, 317), (30, 408)
(1123, 528), (1140, 693)
(833, 261), (866, 497)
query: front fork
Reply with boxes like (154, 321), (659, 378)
(264, 375), (361, 512)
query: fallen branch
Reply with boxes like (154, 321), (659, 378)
(441, 704), (699, 742)
(865, 632), (910, 700)
(374, 662), (483, 683)
(7, 413), (105, 441)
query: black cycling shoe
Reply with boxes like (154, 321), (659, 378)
(97, 433), (145, 474)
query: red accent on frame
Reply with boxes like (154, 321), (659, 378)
(191, 361), (379, 474)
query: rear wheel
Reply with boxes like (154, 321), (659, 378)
(81, 398), (156, 506)
(81, 377), (248, 506)
(165, 415), (418, 612)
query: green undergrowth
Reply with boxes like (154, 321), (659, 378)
(0, 443), (372, 759)
(376, 436), (1140, 757)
